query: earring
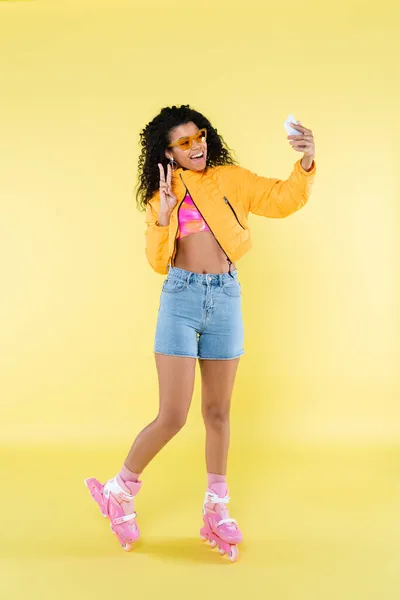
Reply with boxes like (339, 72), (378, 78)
(169, 156), (178, 171)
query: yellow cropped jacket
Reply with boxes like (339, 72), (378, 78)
(144, 158), (316, 274)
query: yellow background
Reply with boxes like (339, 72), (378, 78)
(0, 0), (399, 597)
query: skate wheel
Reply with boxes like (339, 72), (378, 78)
(210, 539), (217, 548)
(200, 534), (207, 541)
(110, 523), (116, 535)
(228, 546), (239, 562)
(219, 547), (225, 556)
(123, 543), (132, 552)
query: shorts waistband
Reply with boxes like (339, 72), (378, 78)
(167, 266), (239, 286)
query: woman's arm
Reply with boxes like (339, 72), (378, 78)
(300, 155), (315, 172)
(240, 158), (316, 218)
(144, 194), (170, 274)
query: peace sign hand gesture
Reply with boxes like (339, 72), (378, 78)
(158, 163), (178, 215)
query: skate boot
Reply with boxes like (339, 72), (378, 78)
(84, 474), (142, 551)
(200, 481), (242, 562)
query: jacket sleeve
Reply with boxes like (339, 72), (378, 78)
(144, 193), (170, 274)
(241, 158), (316, 218)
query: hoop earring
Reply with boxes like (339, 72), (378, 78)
(169, 156), (178, 171)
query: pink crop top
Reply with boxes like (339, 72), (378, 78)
(177, 192), (210, 240)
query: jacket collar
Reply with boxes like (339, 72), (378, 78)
(172, 166), (208, 181)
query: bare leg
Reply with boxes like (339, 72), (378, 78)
(124, 354), (196, 474)
(199, 358), (241, 475)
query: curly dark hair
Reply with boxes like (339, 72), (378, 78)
(134, 104), (238, 212)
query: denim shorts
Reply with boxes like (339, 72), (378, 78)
(154, 266), (245, 360)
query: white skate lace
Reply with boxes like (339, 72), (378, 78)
(103, 477), (137, 525)
(203, 491), (237, 527)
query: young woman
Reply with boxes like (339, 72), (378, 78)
(85, 104), (316, 562)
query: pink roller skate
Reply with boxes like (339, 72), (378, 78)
(84, 474), (142, 551)
(200, 482), (242, 562)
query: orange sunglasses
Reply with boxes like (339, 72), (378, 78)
(167, 128), (207, 151)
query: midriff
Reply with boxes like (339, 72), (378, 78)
(174, 231), (236, 274)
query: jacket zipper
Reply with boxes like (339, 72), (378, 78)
(223, 196), (245, 229)
(179, 174), (234, 277)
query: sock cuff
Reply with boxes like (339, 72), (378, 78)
(119, 464), (141, 483)
(207, 472), (227, 487)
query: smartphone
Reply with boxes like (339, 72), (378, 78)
(284, 114), (301, 136)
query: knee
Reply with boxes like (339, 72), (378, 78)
(202, 404), (230, 430)
(157, 410), (187, 437)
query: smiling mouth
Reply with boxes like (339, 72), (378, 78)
(190, 152), (204, 160)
